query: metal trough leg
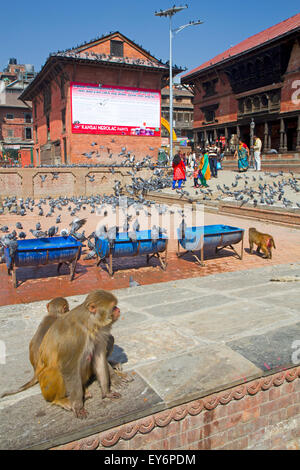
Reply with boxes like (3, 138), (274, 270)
(215, 233), (244, 261)
(70, 247), (81, 281)
(12, 263), (17, 288)
(109, 253), (113, 277)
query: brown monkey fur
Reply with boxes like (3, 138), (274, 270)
(35, 290), (132, 419)
(0, 297), (69, 399)
(249, 227), (276, 259)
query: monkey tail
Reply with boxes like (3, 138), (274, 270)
(0, 375), (38, 398)
(267, 237), (276, 250)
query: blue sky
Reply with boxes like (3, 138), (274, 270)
(1, 0), (299, 80)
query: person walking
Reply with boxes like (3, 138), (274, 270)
(198, 152), (211, 187)
(235, 140), (249, 172)
(208, 143), (219, 178)
(172, 154), (186, 190)
(253, 135), (262, 171)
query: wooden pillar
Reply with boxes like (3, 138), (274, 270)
(224, 127), (229, 153)
(236, 125), (240, 152)
(193, 131), (198, 147)
(204, 129), (208, 148)
(279, 118), (287, 153)
(264, 122), (270, 152)
(296, 115), (300, 152)
(268, 123), (272, 151)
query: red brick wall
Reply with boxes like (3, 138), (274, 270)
(0, 107), (33, 142)
(0, 166), (154, 198)
(19, 149), (32, 167)
(33, 62), (162, 163)
(52, 367), (300, 450)
(193, 72), (238, 129)
(78, 34), (154, 61)
(281, 40), (300, 114)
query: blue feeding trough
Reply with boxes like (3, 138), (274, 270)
(177, 225), (245, 266)
(4, 236), (82, 288)
(95, 229), (168, 276)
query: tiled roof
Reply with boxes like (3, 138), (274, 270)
(182, 13), (300, 79)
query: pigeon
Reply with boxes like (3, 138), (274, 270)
(48, 226), (58, 237)
(83, 250), (97, 260)
(60, 228), (69, 237)
(29, 229), (48, 238)
(128, 231), (137, 242)
(70, 218), (86, 232)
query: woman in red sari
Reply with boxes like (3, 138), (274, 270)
(172, 154), (186, 190)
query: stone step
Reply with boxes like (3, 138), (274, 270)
(222, 160), (300, 174)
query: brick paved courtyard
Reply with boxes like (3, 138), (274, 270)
(1, 207), (299, 306)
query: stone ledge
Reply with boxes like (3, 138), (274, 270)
(1, 263), (300, 449)
(51, 366), (300, 450)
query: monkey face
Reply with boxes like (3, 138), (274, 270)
(88, 301), (118, 328)
(112, 306), (120, 322)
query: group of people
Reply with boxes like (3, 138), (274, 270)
(172, 146), (219, 190)
(171, 135), (263, 190)
(235, 135), (262, 173)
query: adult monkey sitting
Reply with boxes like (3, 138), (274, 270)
(1, 297), (70, 398)
(36, 290), (131, 419)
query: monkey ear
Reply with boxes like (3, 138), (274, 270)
(46, 302), (50, 312)
(88, 303), (97, 314)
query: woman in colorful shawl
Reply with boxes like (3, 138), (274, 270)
(235, 140), (249, 172)
(172, 154), (186, 190)
(198, 152), (211, 187)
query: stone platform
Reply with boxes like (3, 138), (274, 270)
(0, 262), (300, 449)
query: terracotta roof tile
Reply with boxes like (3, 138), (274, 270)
(182, 13), (300, 78)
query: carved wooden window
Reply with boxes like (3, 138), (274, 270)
(261, 95), (268, 107)
(110, 40), (124, 57)
(201, 104), (219, 123)
(24, 113), (32, 123)
(25, 127), (32, 140)
(202, 79), (218, 98)
(245, 98), (252, 112)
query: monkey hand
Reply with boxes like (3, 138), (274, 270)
(73, 403), (89, 419)
(115, 369), (134, 383)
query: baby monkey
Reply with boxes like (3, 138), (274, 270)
(1, 297), (69, 398)
(249, 227), (276, 260)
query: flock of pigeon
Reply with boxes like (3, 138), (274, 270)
(210, 171), (300, 210)
(0, 147), (299, 267)
(190, 171), (300, 210)
(0, 151), (173, 264)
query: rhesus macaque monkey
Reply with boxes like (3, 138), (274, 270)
(1, 297), (70, 399)
(249, 227), (276, 259)
(35, 290), (131, 419)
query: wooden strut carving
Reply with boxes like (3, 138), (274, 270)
(53, 365), (300, 450)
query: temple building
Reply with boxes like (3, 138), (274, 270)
(181, 13), (300, 155)
(0, 59), (35, 159)
(20, 32), (182, 165)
